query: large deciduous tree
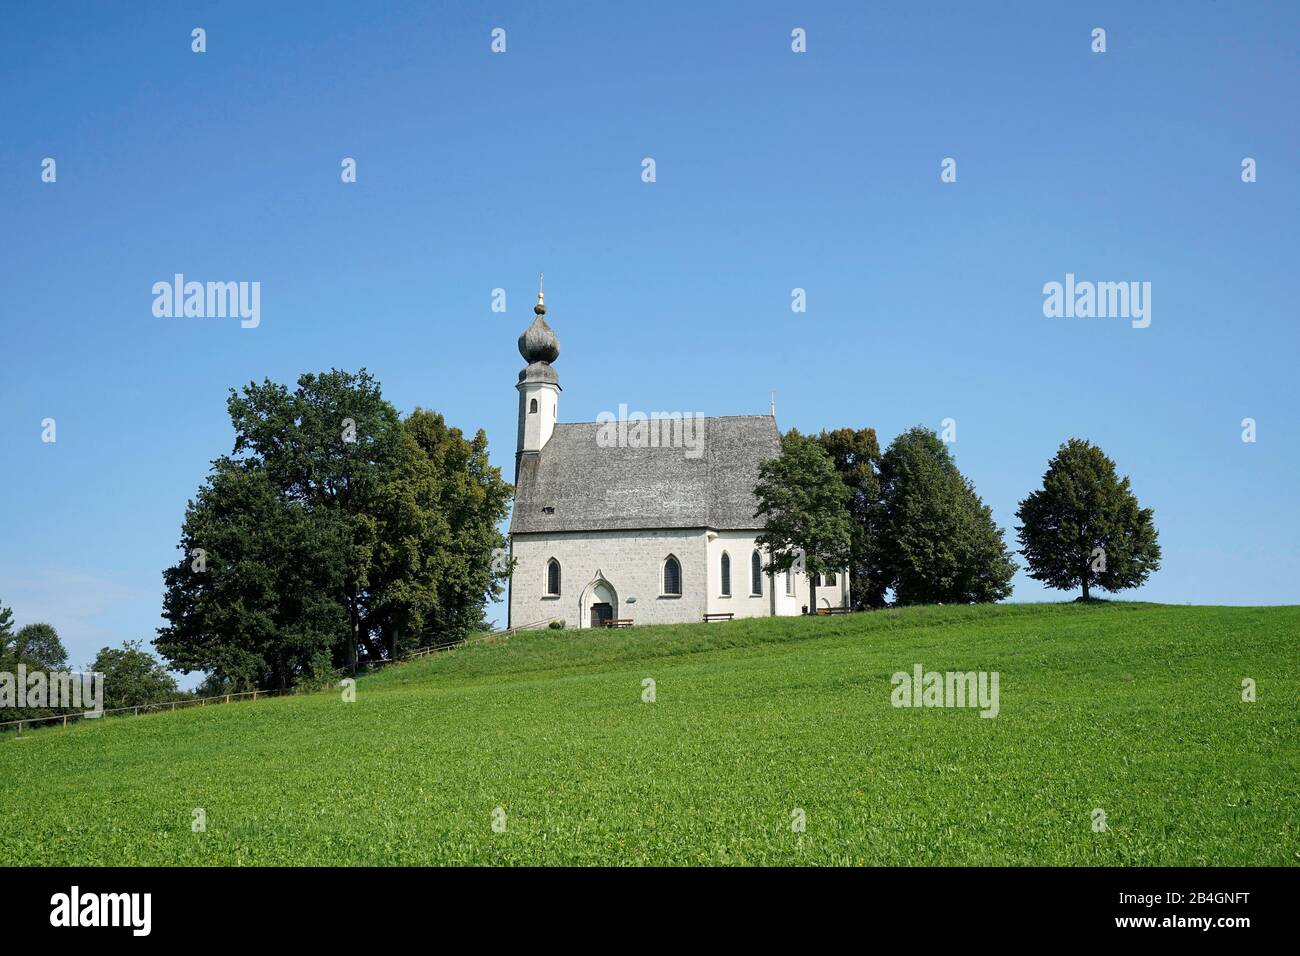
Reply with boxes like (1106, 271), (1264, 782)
(367, 408), (513, 658)
(158, 463), (351, 689)
(879, 427), (1016, 605)
(1016, 439), (1160, 600)
(754, 430), (853, 611)
(817, 427), (886, 609)
(403, 408), (513, 647)
(157, 369), (512, 689)
(223, 369), (408, 673)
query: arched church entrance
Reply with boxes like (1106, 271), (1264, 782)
(580, 574), (618, 628)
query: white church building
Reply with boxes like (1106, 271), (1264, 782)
(507, 285), (850, 629)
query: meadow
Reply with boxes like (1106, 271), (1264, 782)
(1, 602), (1296, 866)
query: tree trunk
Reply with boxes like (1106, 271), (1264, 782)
(808, 569), (817, 614)
(1082, 575), (1090, 601)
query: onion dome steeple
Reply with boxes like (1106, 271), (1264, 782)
(515, 273), (561, 469)
(518, 272), (560, 365)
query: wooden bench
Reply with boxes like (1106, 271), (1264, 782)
(703, 612), (735, 622)
(603, 618), (634, 628)
(815, 607), (853, 616)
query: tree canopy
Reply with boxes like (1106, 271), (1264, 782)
(91, 640), (181, 711)
(0, 617), (71, 723)
(754, 430), (853, 605)
(10, 623), (69, 671)
(817, 427), (886, 609)
(1016, 439), (1161, 600)
(878, 427), (1017, 605)
(157, 369), (511, 689)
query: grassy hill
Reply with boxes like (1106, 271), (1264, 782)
(1, 602), (1296, 866)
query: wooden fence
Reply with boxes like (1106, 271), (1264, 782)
(0, 617), (557, 738)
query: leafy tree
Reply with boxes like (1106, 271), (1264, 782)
(223, 369), (408, 672)
(90, 640), (181, 710)
(158, 462), (349, 689)
(1016, 439), (1161, 600)
(158, 370), (511, 689)
(10, 623), (69, 671)
(382, 409), (513, 653)
(754, 430), (853, 611)
(879, 427), (1016, 605)
(0, 621), (70, 724)
(817, 427), (886, 609)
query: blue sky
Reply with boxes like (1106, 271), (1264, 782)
(1, 2), (1297, 679)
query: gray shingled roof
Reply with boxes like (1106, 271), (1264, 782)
(511, 415), (780, 533)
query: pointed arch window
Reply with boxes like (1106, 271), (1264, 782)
(824, 571), (837, 587)
(546, 558), (561, 596)
(720, 552), (731, 596)
(751, 550), (763, 596)
(663, 555), (682, 596)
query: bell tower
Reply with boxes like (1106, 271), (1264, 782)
(516, 273), (560, 473)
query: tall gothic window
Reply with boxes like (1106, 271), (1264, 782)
(720, 552), (731, 596)
(751, 550), (763, 595)
(546, 558), (561, 596)
(786, 570), (795, 595)
(663, 555), (682, 595)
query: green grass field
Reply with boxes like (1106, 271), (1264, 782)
(2, 602), (1296, 865)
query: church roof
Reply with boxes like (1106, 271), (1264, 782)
(511, 415), (780, 534)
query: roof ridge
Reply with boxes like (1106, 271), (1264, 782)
(555, 413), (774, 427)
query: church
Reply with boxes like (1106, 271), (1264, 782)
(507, 284), (850, 629)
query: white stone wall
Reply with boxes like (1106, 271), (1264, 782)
(510, 528), (708, 628)
(703, 530), (849, 617)
(706, 530), (776, 618)
(511, 527), (852, 629)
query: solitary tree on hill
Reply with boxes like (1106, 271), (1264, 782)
(1016, 439), (1161, 601)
